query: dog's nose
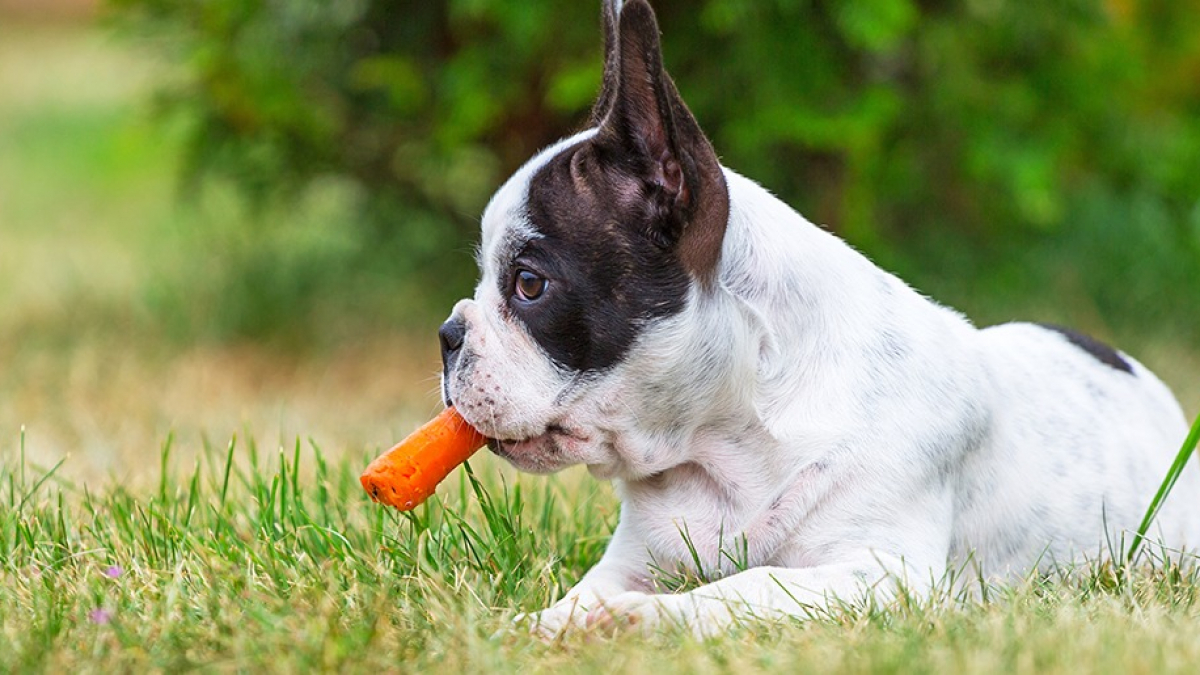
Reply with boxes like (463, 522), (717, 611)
(439, 316), (467, 368)
(439, 316), (467, 406)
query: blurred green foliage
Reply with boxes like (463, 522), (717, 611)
(110, 0), (1200, 341)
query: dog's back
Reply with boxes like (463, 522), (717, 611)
(955, 322), (1195, 575)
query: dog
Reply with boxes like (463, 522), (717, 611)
(437, 0), (1198, 637)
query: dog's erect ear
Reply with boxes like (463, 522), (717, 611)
(595, 0), (729, 284)
(589, 0), (621, 125)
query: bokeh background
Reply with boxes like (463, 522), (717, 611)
(2, 0), (1198, 483)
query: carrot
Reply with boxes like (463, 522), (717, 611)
(359, 406), (487, 511)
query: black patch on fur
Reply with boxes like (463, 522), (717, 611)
(507, 140), (692, 372)
(1037, 324), (1134, 374)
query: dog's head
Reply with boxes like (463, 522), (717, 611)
(441, 0), (732, 478)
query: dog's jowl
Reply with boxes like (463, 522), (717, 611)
(439, 0), (1198, 637)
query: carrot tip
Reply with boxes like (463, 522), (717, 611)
(360, 406), (486, 511)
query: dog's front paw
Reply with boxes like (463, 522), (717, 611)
(512, 595), (594, 640)
(584, 591), (656, 634)
(585, 592), (730, 639)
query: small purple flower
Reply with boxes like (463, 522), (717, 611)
(88, 608), (113, 625)
(103, 565), (123, 579)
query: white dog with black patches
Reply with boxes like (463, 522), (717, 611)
(438, 0), (1198, 637)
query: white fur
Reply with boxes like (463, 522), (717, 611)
(447, 154), (1198, 638)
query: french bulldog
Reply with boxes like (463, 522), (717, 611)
(438, 0), (1198, 637)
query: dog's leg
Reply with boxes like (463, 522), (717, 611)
(516, 517), (656, 638)
(584, 554), (927, 639)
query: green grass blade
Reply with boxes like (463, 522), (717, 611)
(219, 435), (237, 511)
(16, 457), (66, 513)
(1128, 413), (1200, 563)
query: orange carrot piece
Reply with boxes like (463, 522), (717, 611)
(360, 406), (487, 511)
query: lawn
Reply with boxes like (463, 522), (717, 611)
(3, 16), (1200, 674)
(6, 436), (1200, 673)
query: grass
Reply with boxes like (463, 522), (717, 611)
(0, 434), (610, 671)
(1130, 414), (1200, 563)
(4, 428), (1200, 673)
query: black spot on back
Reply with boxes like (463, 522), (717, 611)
(1037, 324), (1134, 374)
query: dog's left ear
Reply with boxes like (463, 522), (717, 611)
(595, 0), (729, 284)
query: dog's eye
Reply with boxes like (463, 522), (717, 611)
(514, 269), (548, 302)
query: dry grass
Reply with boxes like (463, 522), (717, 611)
(0, 19), (448, 484)
(1, 337), (444, 484)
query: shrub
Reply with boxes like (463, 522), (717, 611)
(111, 0), (1200, 342)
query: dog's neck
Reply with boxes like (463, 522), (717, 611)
(718, 167), (894, 337)
(718, 168), (909, 424)
(597, 168), (903, 482)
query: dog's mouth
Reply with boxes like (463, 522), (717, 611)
(487, 424), (587, 458)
